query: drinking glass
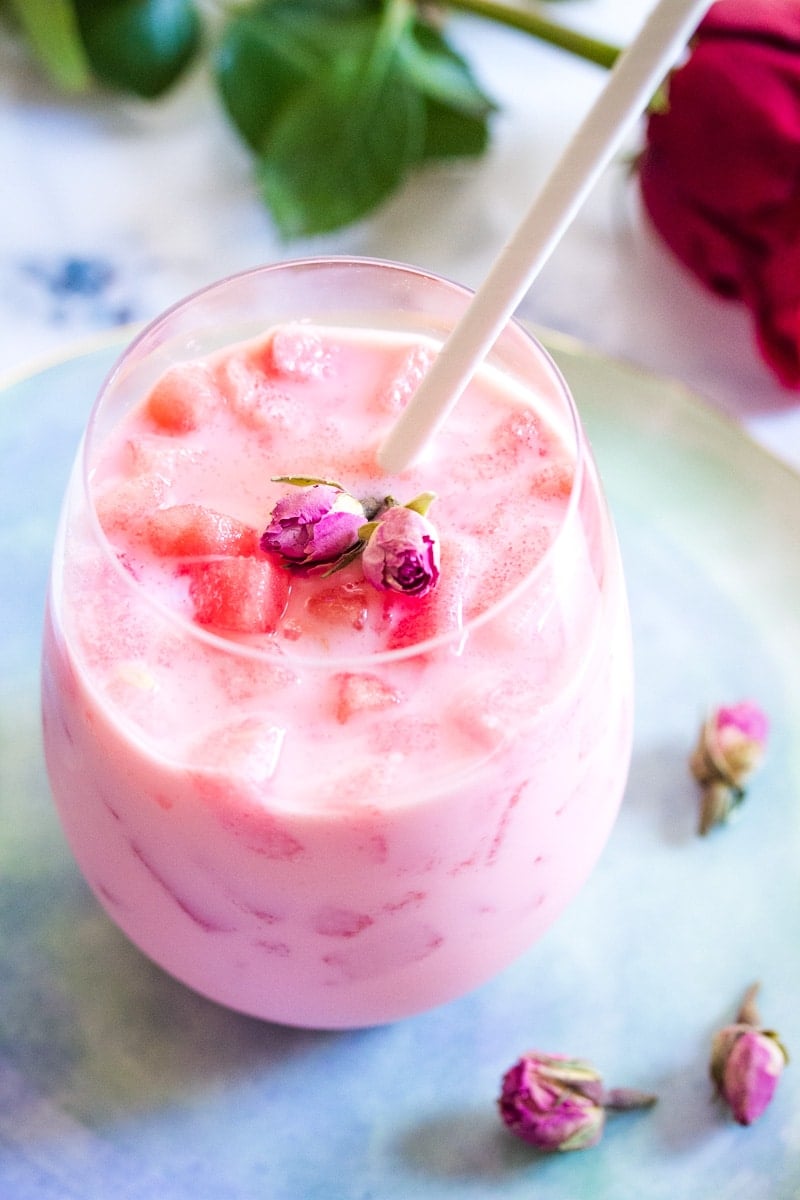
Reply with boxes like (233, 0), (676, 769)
(41, 258), (632, 1028)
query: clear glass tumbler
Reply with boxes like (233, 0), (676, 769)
(41, 258), (633, 1028)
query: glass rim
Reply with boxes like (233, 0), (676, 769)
(81, 255), (587, 670)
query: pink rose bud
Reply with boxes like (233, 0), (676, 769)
(711, 984), (789, 1126)
(361, 502), (440, 598)
(689, 700), (768, 835)
(498, 1052), (656, 1153)
(261, 484), (365, 566)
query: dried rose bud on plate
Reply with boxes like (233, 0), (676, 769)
(711, 983), (789, 1126)
(690, 701), (768, 834)
(498, 1051), (656, 1153)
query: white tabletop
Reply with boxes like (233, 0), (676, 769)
(2, 0), (799, 469)
(3, 12), (800, 1196)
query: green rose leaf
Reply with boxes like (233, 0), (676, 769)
(215, 13), (308, 154)
(74, 0), (202, 98)
(2, 0), (620, 237)
(256, 30), (425, 238)
(402, 20), (494, 159)
(216, 0), (494, 237)
(421, 98), (490, 159)
(400, 20), (495, 119)
(257, 61), (425, 238)
(216, 0), (385, 153)
(5, 0), (90, 92)
(215, 1), (389, 154)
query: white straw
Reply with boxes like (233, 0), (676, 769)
(378, 0), (710, 474)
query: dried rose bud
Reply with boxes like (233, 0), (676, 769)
(261, 483), (365, 566)
(498, 1052), (656, 1153)
(689, 701), (768, 834)
(361, 498), (440, 598)
(711, 983), (788, 1126)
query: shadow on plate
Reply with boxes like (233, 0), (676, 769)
(624, 739), (698, 846)
(393, 1107), (536, 1182)
(0, 866), (337, 1121)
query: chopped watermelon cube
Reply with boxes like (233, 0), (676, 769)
(146, 504), (258, 558)
(94, 474), (169, 539)
(531, 460), (574, 500)
(268, 326), (329, 380)
(124, 437), (205, 482)
(216, 355), (294, 432)
(144, 363), (221, 433)
(185, 558), (289, 634)
(305, 580), (370, 631)
(334, 672), (403, 724)
(384, 594), (440, 652)
(492, 406), (541, 459)
(192, 716), (286, 786)
(385, 538), (473, 650)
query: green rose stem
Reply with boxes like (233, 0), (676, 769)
(441, 0), (621, 70)
(441, 0), (678, 112)
(208, 0), (620, 64)
(159, 0), (623, 71)
(7, 0), (673, 240)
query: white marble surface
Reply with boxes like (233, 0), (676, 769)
(2, 0), (799, 468)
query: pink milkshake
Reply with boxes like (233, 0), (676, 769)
(41, 259), (632, 1028)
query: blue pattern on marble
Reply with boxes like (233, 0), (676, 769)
(15, 255), (136, 329)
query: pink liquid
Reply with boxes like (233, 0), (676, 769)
(42, 313), (632, 1028)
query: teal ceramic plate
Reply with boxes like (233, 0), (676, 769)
(2, 332), (799, 1199)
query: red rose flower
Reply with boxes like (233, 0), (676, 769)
(638, 0), (800, 388)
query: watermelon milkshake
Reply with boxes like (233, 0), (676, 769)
(41, 259), (632, 1028)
